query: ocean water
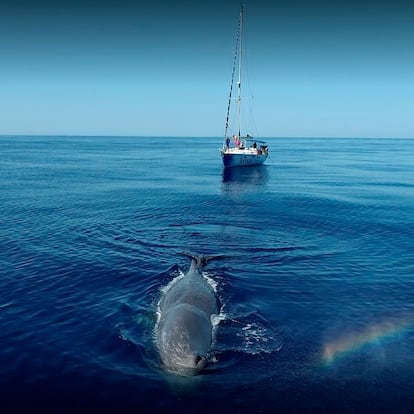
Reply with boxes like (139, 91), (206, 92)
(1, 135), (413, 413)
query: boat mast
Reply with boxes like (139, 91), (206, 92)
(237, 5), (243, 138)
(224, 6), (242, 145)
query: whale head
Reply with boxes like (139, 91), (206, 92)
(160, 352), (208, 376)
(157, 304), (212, 375)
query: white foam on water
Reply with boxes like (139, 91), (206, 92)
(237, 322), (283, 355)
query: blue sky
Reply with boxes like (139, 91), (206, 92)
(1, 0), (413, 138)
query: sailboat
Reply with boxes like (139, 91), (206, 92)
(220, 5), (269, 168)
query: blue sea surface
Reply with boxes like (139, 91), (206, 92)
(1, 136), (413, 413)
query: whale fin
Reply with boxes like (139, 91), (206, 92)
(182, 252), (225, 268)
(195, 355), (207, 369)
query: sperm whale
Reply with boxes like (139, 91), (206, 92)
(155, 254), (219, 375)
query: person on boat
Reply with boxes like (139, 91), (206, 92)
(234, 135), (240, 148)
(253, 141), (257, 149)
(226, 137), (230, 150)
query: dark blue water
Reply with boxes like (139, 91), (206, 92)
(1, 136), (413, 413)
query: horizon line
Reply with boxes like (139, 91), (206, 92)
(1, 134), (414, 140)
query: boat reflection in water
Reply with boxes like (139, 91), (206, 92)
(221, 165), (269, 193)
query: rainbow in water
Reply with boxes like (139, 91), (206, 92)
(322, 314), (414, 365)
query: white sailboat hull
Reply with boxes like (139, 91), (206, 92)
(221, 147), (268, 167)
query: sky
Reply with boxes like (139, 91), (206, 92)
(1, 0), (413, 138)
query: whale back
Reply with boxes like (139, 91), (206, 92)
(159, 264), (218, 316)
(156, 256), (219, 374)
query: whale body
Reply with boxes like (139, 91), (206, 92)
(156, 255), (219, 375)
